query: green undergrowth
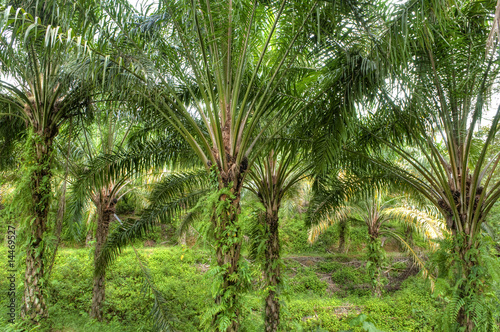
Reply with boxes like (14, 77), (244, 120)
(0, 245), (444, 331)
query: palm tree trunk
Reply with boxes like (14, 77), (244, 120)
(367, 230), (382, 298)
(264, 207), (280, 332)
(405, 225), (413, 246)
(90, 194), (116, 321)
(211, 165), (244, 332)
(214, 200), (241, 332)
(213, 194), (242, 332)
(456, 238), (479, 332)
(86, 227), (94, 247)
(338, 219), (347, 253)
(24, 244), (47, 322)
(22, 130), (56, 322)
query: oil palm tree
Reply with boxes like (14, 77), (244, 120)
(359, 0), (500, 328)
(0, 2), (100, 321)
(91, 0), (390, 328)
(65, 107), (201, 321)
(245, 150), (310, 332)
(106, 1), (320, 330)
(66, 107), (139, 321)
(308, 175), (444, 297)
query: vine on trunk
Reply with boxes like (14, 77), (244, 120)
(366, 236), (386, 298)
(434, 234), (499, 332)
(6, 131), (57, 324)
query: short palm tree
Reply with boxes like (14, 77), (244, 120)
(67, 108), (141, 321)
(245, 150), (310, 332)
(309, 179), (444, 297)
(69, 110), (204, 325)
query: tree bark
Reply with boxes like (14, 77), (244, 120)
(22, 129), (56, 323)
(367, 227), (382, 298)
(338, 219), (347, 253)
(90, 192), (116, 321)
(23, 243), (47, 322)
(264, 208), (280, 332)
(213, 192), (241, 332)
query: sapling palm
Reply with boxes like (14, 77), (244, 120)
(67, 107), (157, 321)
(309, 177), (444, 297)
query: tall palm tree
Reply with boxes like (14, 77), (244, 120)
(104, 1), (320, 330)
(0, 2), (100, 321)
(360, 0), (500, 328)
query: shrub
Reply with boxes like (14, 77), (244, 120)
(317, 261), (343, 273)
(290, 267), (328, 296)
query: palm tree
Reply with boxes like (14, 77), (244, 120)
(64, 108), (202, 323)
(0, 2), (99, 321)
(245, 150), (310, 332)
(88, 0), (389, 327)
(104, 1), (320, 330)
(308, 175), (444, 297)
(359, 0), (500, 328)
(65, 108), (138, 321)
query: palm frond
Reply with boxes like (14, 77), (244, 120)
(381, 228), (436, 291)
(384, 203), (447, 243)
(131, 246), (176, 331)
(96, 170), (209, 274)
(308, 206), (353, 243)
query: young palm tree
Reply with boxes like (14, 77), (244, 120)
(68, 109), (203, 323)
(308, 177), (443, 297)
(246, 150), (310, 332)
(66, 108), (138, 321)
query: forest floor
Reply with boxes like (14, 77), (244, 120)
(1, 244), (443, 331)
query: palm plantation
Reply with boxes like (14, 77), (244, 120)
(0, 0), (499, 331)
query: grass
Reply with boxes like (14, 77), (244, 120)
(0, 240), (442, 331)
